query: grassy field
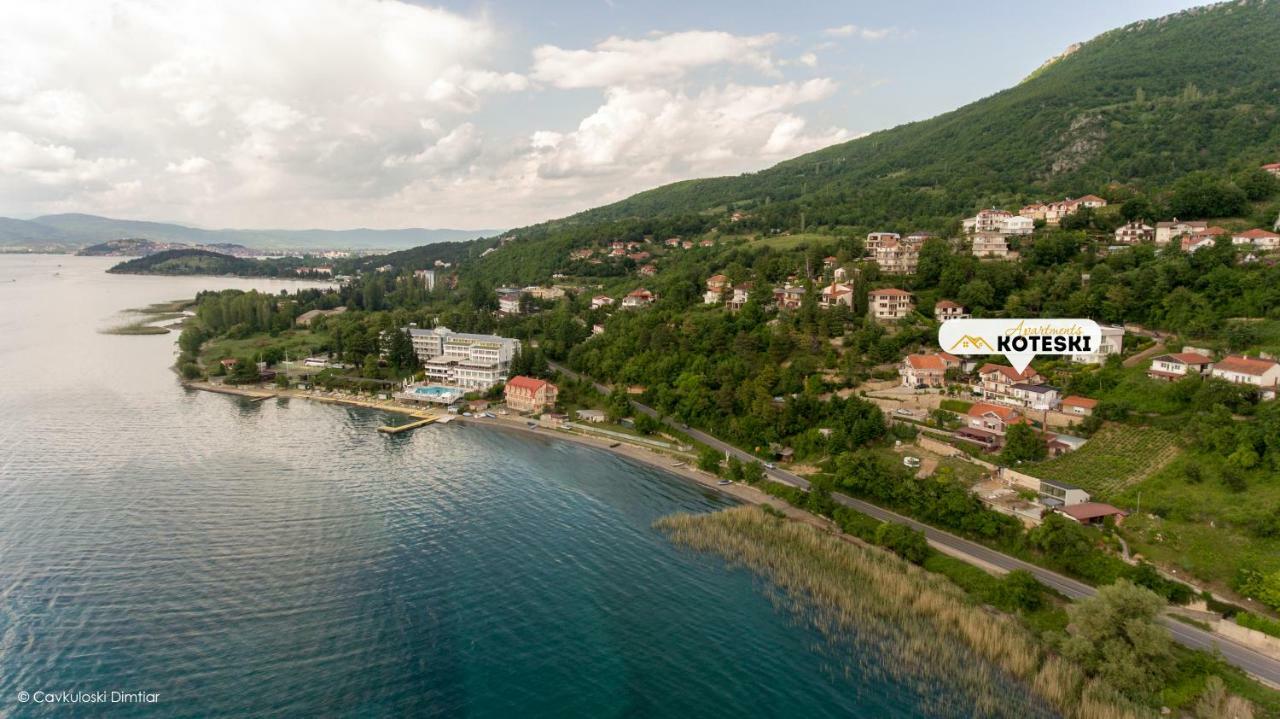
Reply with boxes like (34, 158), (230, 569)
(1027, 423), (1181, 496)
(201, 330), (330, 366)
(746, 232), (840, 250)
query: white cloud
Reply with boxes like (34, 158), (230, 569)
(824, 24), (895, 40)
(165, 156), (211, 174)
(0, 3), (857, 230)
(532, 31), (779, 89)
(0, 0), (524, 225)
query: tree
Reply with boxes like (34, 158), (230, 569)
(1169, 172), (1249, 219)
(993, 570), (1044, 611)
(633, 412), (660, 435)
(1002, 423), (1047, 463)
(741, 461), (766, 485)
(697, 447), (723, 475)
(605, 384), (632, 422)
(1059, 580), (1174, 700)
(385, 328), (418, 374)
(1120, 197), (1156, 223)
(874, 523), (929, 564)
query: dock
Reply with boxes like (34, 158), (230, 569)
(377, 416), (437, 434)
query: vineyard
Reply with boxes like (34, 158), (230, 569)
(1028, 424), (1182, 497)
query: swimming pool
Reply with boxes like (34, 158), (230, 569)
(409, 385), (463, 403)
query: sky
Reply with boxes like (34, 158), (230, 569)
(0, 0), (1205, 231)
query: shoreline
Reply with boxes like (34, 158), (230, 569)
(181, 379), (816, 522)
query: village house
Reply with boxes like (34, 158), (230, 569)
(774, 284), (806, 310)
(1072, 325), (1124, 364)
(978, 363), (1044, 405)
(1060, 395), (1097, 416)
(1154, 219), (1208, 246)
(1023, 195), (1107, 226)
(1114, 221), (1154, 244)
(591, 295), (614, 309)
(1262, 162), (1280, 177)
(569, 248), (595, 261)
(971, 232), (1011, 258)
(1231, 228), (1280, 250)
(934, 300), (969, 322)
(1039, 479), (1091, 508)
(414, 269), (437, 290)
(727, 283), (753, 311)
(819, 282), (855, 309)
(1147, 351), (1214, 381)
(962, 208), (1012, 234)
(873, 237), (920, 274)
(1211, 355), (1280, 399)
(639, 264), (658, 277)
(955, 403), (1025, 449)
(627, 251), (651, 263)
(1011, 383), (1061, 411)
(900, 353), (958, 388)
(576, 408), (606, 423)
(699, 238), (716, 248)
(704, 274), (730, 304)
(498, 292), (522, 315)
(1060, 502), (1127, 526)
(524, 286), (566, 301)
(867, 288), (915, 322)
(504, 375), (559, 413)
(864, 232), (900, 253)
(664, 237), (681, 248)
(1181, 227), (1227, 253)
(621, 288), (656, 308)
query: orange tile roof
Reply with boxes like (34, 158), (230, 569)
(506, 375), (551, 392)
(905, 354), (946, 371)
(979, 363), (1039, 382)
(1235, 228), (1280, 239)
(870, 288), (912, 297)
(1060, 395), (1097, 409)
(1213, 355), (1279, 377)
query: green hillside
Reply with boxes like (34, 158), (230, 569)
(107, 249), (263, 276)
(547, 1), (1280, 232)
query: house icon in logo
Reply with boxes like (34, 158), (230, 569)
(949, 335), (994, 352)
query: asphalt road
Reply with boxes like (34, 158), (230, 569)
(548, 362), (1280, 685)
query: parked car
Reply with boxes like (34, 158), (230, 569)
(894, 408), (914, 416)
(903, 456), (921, 469)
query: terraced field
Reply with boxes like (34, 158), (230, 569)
(1028, 423), (1182, 497)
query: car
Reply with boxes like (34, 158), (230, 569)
(482, 412), (496, 418)
(462, 412), (473, 417)
(764, 462), (776, 470)
(903, 456), (921, 469)
(894, 408), (914, 416)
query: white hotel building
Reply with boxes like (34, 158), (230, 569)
(406, 326), (521, 390)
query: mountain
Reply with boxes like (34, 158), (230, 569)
(536, 1), (1280, 233)
(0, 213), (500, 252)
(77, 238), (257, 257)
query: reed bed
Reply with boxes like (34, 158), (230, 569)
(656, 505), (1154, 719)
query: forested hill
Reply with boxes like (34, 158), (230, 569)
(545, 0), (1280, 233)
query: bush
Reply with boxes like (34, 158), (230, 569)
(1236, 611), (1280, 639)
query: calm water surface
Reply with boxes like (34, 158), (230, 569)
(1, 255), (981, 717)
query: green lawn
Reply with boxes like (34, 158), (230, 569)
(1026, 423), (1181, 497)
(201, 330), (330, 366)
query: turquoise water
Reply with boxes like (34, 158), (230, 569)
(411, 384), (461, 400)
(0, 255), (1031, 717)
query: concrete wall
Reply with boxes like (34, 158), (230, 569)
(1215, 620), (1280, 660)
(1000, 468), (1042, 492)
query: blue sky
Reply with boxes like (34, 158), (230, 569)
(0, 0), (1202, 230)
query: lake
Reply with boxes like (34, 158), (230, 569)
(0, 254), (980, 717)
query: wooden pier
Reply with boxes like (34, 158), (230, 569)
(377, 416), (437, 434)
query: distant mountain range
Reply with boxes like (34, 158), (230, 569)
(0, 213), (500, 253)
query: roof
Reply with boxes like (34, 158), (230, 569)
(869, 288), (912, 297)
(979, 363), (1039, 382)
(1262, 163), (1280, 170)
(935, 299), (962, 309)
(1075, 194), (1106, 203)
(1156, 220), (1207, 229)
(1062, 502), (1126, 522)
(905, 354), (947, 371)
(1042, 478), (1082, 491)
(967, 402), (1020, 421)
(1234, 228), (1280, 239)
(1013, 383), (1056, 394)
(1213, 355), (1279, 377)
(506, 375), (551, 393)
(1060, 395), (1098, 409)
(708, 274), (728, 282)
(1151, 352), (1213, 365)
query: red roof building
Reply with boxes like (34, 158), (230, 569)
(504, 376), (559, 413)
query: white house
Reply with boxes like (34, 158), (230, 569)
(867, 288), (914, 322)
(1114, 221), (1154, 244)
(621, 288), (655, 308)
(1211, 355), (1280, 399)
(1011, 383), (1060, 411)
(1072, 325), (1124, 364)
(1147, 352), (1214, 381)
(1154, 219), (1207, 246)
(934, 300), (969, 322)
(864, 232), (900, 253)
(1232, 228), (1280, 250)
(971, 232), (1011, 258)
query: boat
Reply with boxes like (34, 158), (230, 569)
(717, 480), (732, 486)
(608, 442), (620, 448)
